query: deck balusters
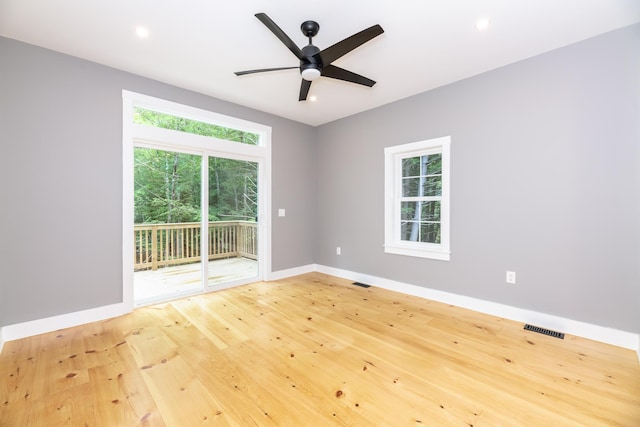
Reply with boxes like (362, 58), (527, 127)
(133, 221), (257, 271)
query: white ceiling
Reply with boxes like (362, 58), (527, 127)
(1, 1), (639, 126)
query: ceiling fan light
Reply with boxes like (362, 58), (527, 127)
(301, 68), (321, 81)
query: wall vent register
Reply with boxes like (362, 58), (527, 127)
(524, 324), (565, 339)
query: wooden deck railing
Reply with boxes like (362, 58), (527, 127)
(134, 221), (257, 271)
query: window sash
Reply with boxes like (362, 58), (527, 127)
(396, 151), (443, 245)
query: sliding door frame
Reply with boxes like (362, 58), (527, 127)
(122, 91), (271, 310)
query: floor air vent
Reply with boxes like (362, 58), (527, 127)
(352, 282), (371, 288)
(524, 324), (565, 339)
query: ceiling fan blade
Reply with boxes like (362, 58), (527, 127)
(255, 13), (305, 60)
(321, 64), (376, 87)
(235, 66), (298, 76)
(299, 79), (312, 101)
(315, 24), (384, 65)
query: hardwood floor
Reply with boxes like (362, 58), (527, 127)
(1, 273), (639, 426)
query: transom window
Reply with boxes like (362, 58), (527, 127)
(134, 107), (260, 145)
(385, 136), (451, 260)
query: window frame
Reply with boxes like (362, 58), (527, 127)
(122, 90), (272, 310)
(384, 136), (451, 261)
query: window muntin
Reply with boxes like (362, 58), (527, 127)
(385, 137), (450, 260)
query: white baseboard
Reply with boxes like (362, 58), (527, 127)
(267, 264), (316, 281)
(0, 264), (315, 344)
(315, 264), (640, 351)
(2, 265), (638, 356)
(0, 265), (314, 345)
(1, 302), (130, 343)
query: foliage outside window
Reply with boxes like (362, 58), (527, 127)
(384, 136), (450, 260)
(134, 148), (258, 224)
(134, 107), (260, 145)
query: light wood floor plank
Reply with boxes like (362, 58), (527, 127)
(88, 344), (165, 426)
(1, 272), (639, 426)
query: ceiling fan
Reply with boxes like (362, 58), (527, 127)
(234, 13), (384, 101)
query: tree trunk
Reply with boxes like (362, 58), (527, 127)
(166, 153), (179, 224)
(409, 156), (428, 242)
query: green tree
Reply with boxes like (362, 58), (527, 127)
(134, 148), (201, 224)
(133, 109), (258, 225)
(134, 107), (259, 145)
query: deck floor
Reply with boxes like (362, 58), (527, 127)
(134, 257), (258, 303)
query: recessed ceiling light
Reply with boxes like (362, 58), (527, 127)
(309, 95), (317, 102)
(136, 26), (149, 38)
(475, 18), (491, 31)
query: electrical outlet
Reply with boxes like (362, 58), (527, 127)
(506, 271), (516, 284)
(336, 247), (341, 255)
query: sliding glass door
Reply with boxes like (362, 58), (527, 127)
(133, 148), (260, 305)
(206, 157), (259, 287)
(133, 147), (203, 304)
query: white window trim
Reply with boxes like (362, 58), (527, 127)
(384, 136), (451, 261)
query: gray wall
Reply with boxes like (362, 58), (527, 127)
(315, 24), (640, 333)
(1, 23), (639, 335)
(0, 37), (317, 327)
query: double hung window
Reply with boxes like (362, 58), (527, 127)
(384, 136), (450, 260)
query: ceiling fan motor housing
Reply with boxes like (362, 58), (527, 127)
(300, 44), (322, 80)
